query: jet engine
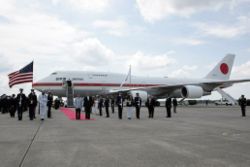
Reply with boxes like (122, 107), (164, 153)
(129, 90), (148, 102)
(181, 85), (204, 98)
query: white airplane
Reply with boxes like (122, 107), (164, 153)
(32, 54), (250, 102)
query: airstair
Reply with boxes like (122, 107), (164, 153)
(215, 87), (238, 105)
(65, 80), (74, 107)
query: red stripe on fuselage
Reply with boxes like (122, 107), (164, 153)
(32, 82), (160, 87)
(32, 83), (62, 86)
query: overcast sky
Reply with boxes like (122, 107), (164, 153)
(0, 0), (250, 99)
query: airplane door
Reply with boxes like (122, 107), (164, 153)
(67, 80), (72, 87)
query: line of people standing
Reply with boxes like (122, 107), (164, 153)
(73, 93), (180, 120)
(0, 94), (17, 117)
(0, 88), (54, 121)
(74, 93), (143, 120)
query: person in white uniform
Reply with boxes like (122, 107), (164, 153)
(127, 95), (134, 120)
(38, 91), (48, 121)
(92, 97), (99, 115)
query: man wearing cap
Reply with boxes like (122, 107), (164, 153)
(116, 93), (123, 119)
(239, 95), (247, 117)
(134, 93), (142, 119)
(28, 89), (37, 120)
(16, 88), (27, 121)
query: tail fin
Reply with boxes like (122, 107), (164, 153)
(205, 54), (235, 80)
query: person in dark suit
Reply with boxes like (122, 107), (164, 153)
(9, 94), (17, 118)
(165, 97), (172, 118)
(172, 98), (178, 113)
(104, 97), (110, 118)
(1, 95), (8, 114)
(134, 93), (142, 119)
(146, 95), (156, 118)
(239, 95), (247, 117)
(28, 89), (37, 120)
(47, 91), (53, 118)
(98, 97), (103, 116)
(5, 96), (11, 114)
(84, 96), (93, 119)
(111, 98), (115, 114)
(116, 93), (123, 119)
(0, 95), (2, 114)
(16, 88), (26, 121)
(54, 98), (60, 110)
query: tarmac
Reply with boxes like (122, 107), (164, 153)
(0, 106), (250, 167)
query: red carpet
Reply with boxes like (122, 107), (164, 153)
(60, 108), (95, 120)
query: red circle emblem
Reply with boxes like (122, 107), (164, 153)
(220, 63), (229, 75)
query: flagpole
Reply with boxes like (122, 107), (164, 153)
(129, 65), (131, 84)
(32, 60), (34, 85)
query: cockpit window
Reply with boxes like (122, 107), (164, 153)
(51, 72), (57, 75)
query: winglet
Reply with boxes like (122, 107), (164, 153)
(205, 54), (235, 80)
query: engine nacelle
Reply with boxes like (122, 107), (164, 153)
(129, 90), (148, 102)
(181, 85), (204, 98)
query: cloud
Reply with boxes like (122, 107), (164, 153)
(232, 61), (250, 78)
(126, 51), (176, 71)
(51, 0), (113, 12)
(194, 16), (250, 38)
(0, 54), (12, 73)
(71, 38), (115, 66)
(169, 65), (198, 77)
(93, 19), (128, 37)
(69, 44), (177, 76)
(0, 0), (16, 15)
(0, 1), (88, 69)
(0, 0), (176, 95)
(174, 37), (205, 46)
(92, 19), (146, 37)
(135, 0), (248, 22)
(0, 0), (90, 94)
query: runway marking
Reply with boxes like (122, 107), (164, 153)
(18, 121), (42, 167)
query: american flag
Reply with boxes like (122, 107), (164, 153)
(8, 61), (33, 88)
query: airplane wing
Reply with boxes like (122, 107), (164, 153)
(201, 79), (250, 90)
(203, 79), (250, 85)
(108, 78), (250, 97)
(143, 78), (250, 93)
